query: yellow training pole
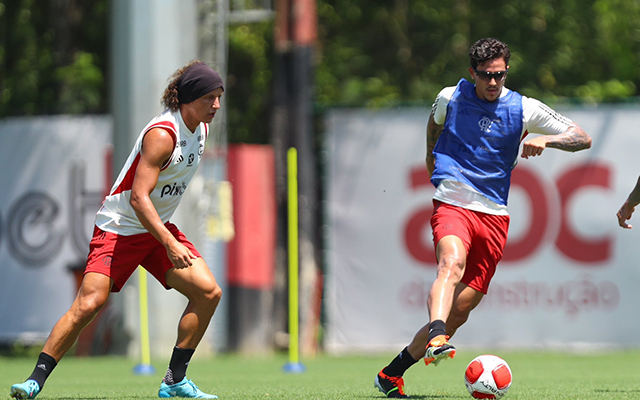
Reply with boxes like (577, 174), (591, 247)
(133, 268), (156, 375)
(283, 147), (305, 373)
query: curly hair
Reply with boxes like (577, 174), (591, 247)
(469, 38), (511, 70)
(161, 59), (206, 111)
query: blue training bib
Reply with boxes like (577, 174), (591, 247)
(431, 79), (523, 206)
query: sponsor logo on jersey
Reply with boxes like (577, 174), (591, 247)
(187, 153), (195, 166)
(160, 182), (188, 198)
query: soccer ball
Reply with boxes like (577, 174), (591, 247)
(464, 354), (512, 399)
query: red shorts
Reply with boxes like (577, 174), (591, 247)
(430, 200), (510, 294)
(84, 222), (201, 292)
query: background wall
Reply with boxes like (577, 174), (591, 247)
(0, 116), (111, 344)
(324, 104), (640, 352)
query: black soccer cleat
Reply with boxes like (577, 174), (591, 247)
(375, 370), (409, 398)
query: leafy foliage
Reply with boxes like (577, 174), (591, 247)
(226, 22), (274, 144)
(3, 0), (640, 141)
(316, 0), (640, 107)
(0, 0), (108, 115)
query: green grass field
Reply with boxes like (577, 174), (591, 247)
(2, 350), (639, 399)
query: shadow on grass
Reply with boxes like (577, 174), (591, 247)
(45, 397), (156, 400)
(47, 398), (161, 400)
(594, 389), (640, 393)
(363, 395), (468, 399)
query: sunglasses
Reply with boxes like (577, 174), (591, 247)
(473, 69), (508, 82)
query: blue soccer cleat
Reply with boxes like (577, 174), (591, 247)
(158, 377), (218, 398)
(10, 380), (41, 399)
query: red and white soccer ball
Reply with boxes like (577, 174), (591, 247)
(464, 354), (512, 399)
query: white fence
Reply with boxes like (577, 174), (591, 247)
(325, 105), (640, 352)
(0, 116), (111, 342)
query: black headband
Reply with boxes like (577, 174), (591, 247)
(177, 63), (224, 104)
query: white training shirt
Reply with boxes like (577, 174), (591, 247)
(95, 109), (208, 235)
(430, 86), (573, 215)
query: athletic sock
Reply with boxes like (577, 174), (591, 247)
(382, 346), (418, 377)
(163, 346), (195, 385)
(27, 352), (57, 389)
(427, 319), (447, 343)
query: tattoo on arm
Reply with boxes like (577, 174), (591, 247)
(426, 112), (444, 156)
(544, 125), (592, 152)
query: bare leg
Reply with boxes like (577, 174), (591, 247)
(446, 284), (484, 337)
(43, 272), (113, 361)
(376, 238), (479, 389)
(406, 235), (466, 359)
(165, 258), (222, 349)
(428, 235), (467, 322)
(406, 283), (483, 359)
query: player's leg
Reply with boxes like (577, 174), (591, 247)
(158, 257), (221, 399)
(442, 210), (508, 338)
(446, 282), (484, 338)
(404, 282), (483, 359)
(389, 235), (467, 363)
(10, 272), (113, 399)
(375, 313), (449, 397)
(375, 235), (466, 398)
(414, 203), (473, 358)
(422, 234), (466, 365)
(42, 273), (114, 359)
(392, 233), (468, 361)
(375, 204), (470, 397)
(428, 234), (467, 324)
(166, 258), (222, 350)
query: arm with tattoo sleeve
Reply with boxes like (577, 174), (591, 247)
(426, 112), (444, 176)
(544, 124), (592, 152)
(521, 124), (591, 159)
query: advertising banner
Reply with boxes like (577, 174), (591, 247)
(325, 106), (640, 352)
(0, 116), (111, 343)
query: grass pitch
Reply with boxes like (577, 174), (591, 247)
(1, 349), (639, 399)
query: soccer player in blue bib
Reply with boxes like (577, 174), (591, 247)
(375, 37), (592, 398)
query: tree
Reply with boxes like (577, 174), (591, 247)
(3, 1), (640, 136)
(226, 21), (275, 144)
(315, 0), (640, 108)
(0, 0), (108, 116)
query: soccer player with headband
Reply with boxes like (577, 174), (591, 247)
(11, 61), (224, 400)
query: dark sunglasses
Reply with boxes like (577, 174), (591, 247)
(474, 69), (508, 82)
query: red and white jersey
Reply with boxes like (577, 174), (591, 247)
(95, 109), (208, 235)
